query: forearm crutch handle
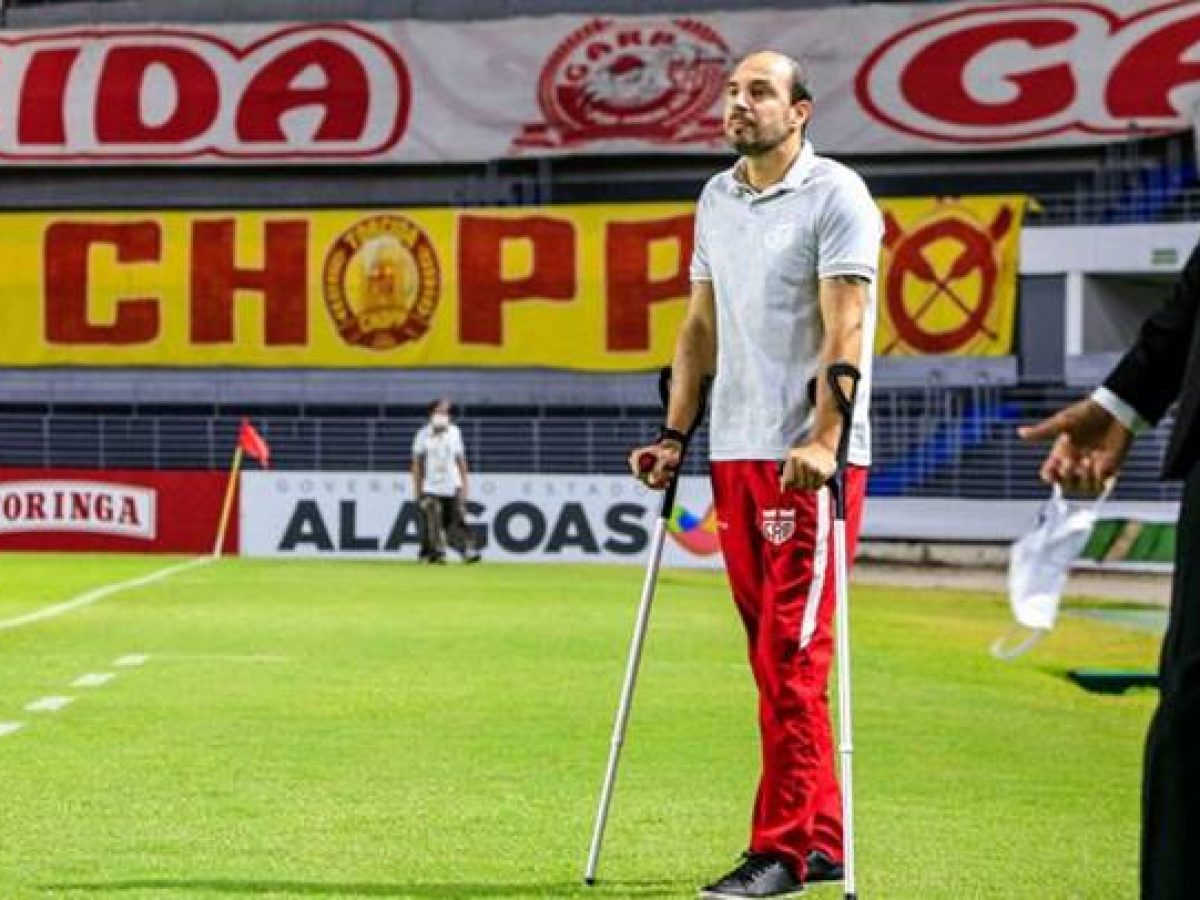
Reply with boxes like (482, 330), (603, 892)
(637, 366), (712, 515)
(825, 362), (861, 521)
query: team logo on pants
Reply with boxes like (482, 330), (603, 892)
(760, 508), (796, 545)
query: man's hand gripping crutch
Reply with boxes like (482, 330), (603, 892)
(583, 365), (712, 887)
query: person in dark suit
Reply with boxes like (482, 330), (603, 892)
(1020, 240), (1200, 900)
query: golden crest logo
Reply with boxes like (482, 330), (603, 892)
(322, 214), (440, 350)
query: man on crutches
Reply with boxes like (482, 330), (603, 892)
(627, 50), (882, 899)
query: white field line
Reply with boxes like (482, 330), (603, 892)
(72, 673), (115, 688)
(7, 654), (157, 737)
(114, 654), (149, 667)
(147, 653), (289, 664)
(25, 696), (73, 713)
(0, 557), (212, 633)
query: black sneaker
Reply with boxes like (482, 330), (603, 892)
(804, 850), (844, 884)
(699, 852), (803, 899)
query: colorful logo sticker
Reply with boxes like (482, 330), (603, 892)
(667, 503), (721, 555)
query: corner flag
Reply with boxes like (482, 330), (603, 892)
(214, 420), (271, 557)
(238, 419), (271, 469)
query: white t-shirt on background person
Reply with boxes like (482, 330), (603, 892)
(412, 424), (466, 497)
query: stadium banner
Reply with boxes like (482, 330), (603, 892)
(0, 2), (1187, 165)
(239, 471), (724, 568)
(876, 196), (1027, 357)
(240, 472), (1178, 572)
(0, 468), (235, 553)
(2, 198), (1025, 369)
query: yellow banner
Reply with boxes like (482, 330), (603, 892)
(876, 196), (1028, 357)
(2, 198), (1025, 369)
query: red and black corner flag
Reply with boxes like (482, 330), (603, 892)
(238, 419), (271, 468)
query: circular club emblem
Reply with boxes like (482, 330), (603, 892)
(515, 18), (730, 149)
(881, 206), (1014, 355)
(322, 215), (440, 350)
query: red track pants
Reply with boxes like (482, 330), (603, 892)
(710, 460), (867, 877)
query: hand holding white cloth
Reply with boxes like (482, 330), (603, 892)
(992, 483), (1110, 659)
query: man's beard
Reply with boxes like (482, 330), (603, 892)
(728, 124), (790, 156)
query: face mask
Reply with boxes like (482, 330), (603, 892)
(992, 483), (1110, 660)
(431, 412), (450, 429)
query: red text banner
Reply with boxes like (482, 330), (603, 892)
(0, 199), (1028, 368)
(0, 3), (1190, 163)
(0, 469), (235, 553)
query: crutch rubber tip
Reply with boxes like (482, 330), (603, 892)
(584, 877), (597, 887)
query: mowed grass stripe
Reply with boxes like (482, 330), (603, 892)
(0, 556), (1158, 899)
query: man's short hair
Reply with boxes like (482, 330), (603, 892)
(788, 57), (812, 104)
(731, 51), (812, 106)
(429, 399), (451, 415)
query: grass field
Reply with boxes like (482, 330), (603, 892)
(0, 554), (1159, 899)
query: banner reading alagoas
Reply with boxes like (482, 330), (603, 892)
(4, 197), (1027, 369)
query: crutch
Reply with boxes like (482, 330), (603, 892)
(825, 361), (863, 900)
(583, 366), (711, 886)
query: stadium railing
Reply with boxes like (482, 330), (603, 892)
(0, 384), (1182, 502)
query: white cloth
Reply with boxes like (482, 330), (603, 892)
(412, 423), (465, 497)
(995, 485), (1108, 659)
(690, 140), (883, 465)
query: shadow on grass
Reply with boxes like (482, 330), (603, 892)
(41, 878), (679, 897)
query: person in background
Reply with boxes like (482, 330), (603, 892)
(411, 399), (481, 564)
(1021, 241), (1200, 900)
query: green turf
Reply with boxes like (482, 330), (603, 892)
(0, 554), (1158, 899)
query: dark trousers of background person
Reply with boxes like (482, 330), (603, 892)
(419, 494), (479, 561)
(1143, 465), (1200, 898)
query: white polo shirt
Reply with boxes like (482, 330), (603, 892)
(691, 141), (883, 465)
(412, 423), (466, 497)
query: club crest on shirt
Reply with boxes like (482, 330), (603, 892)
(761, 508), (796, 545)
(764, 223), (794, 252)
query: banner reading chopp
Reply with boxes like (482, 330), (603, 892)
(4, 198), (1026, 369)
(875, 196), (1029, 357)
(11, 204), (695, 369)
